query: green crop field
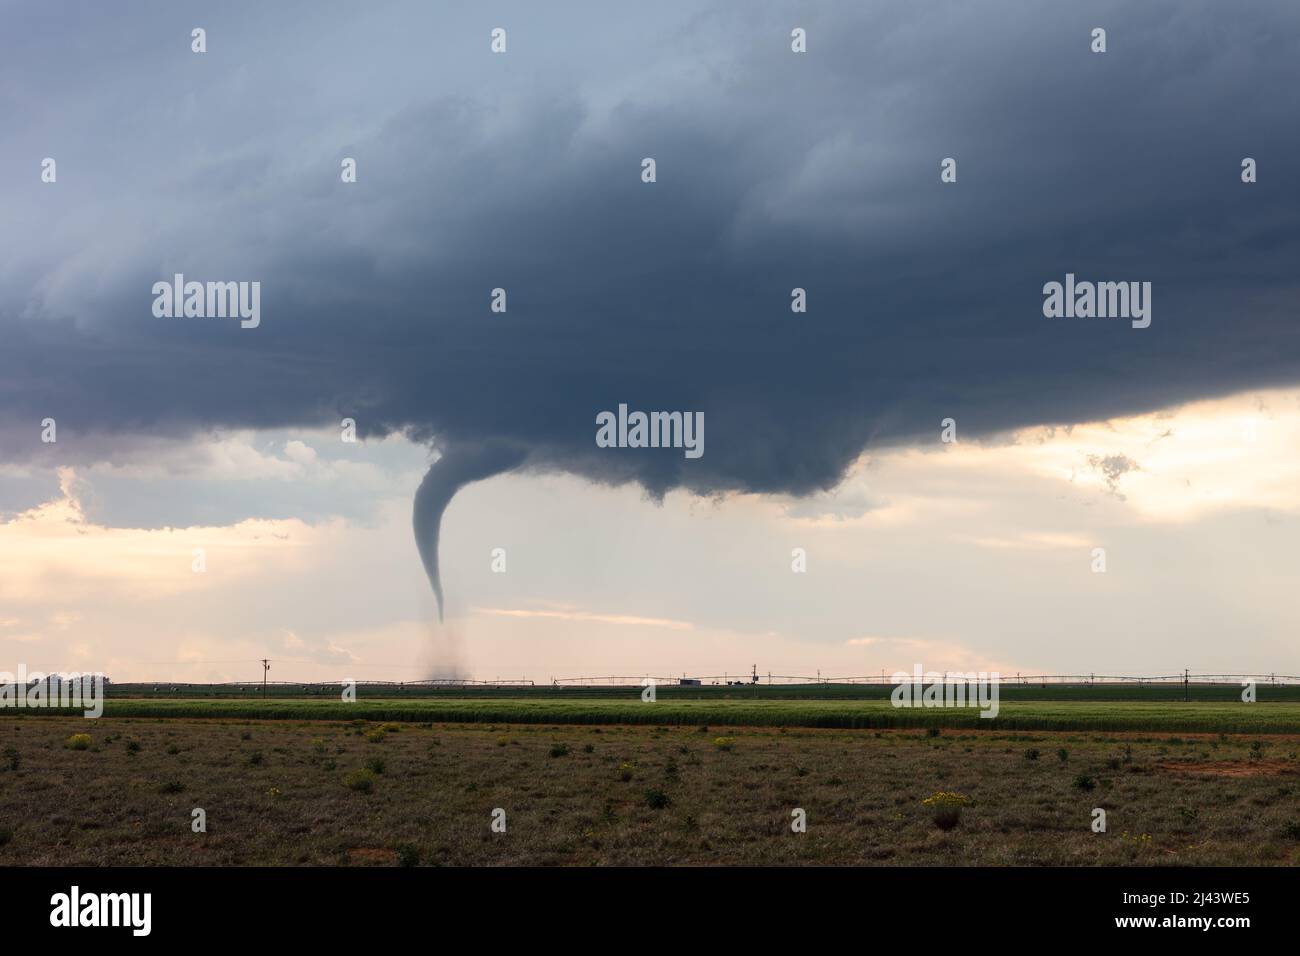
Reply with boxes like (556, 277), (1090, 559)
(24, 695), (1300, 733)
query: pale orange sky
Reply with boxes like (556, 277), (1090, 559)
(2, 387), (1299, 683)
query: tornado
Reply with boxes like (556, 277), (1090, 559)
(413, 442), (526, 622)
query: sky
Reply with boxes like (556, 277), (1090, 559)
(1, 1), (1298, 682)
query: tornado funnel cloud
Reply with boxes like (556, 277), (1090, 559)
(412, 443), (525, 622)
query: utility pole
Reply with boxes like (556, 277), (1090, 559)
(1184, 667), (1189, 702)
(261, 659), (270, 697)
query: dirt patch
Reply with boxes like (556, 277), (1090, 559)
(346, 847), (397, 865)
(1154, 759), (1297, 777)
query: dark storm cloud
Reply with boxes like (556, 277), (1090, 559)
(2, 0), (1298, 503)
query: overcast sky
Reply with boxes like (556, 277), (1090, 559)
(1, 1), (1298, 682)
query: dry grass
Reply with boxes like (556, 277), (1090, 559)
(1, 716), (1298, 866)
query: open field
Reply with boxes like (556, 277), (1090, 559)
(26, 696), (1300, 733)
(1, 716), (1299, 866)
(110, 681), (1300, 702)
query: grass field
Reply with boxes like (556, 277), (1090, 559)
(1, 716), (1298, 866)
(25, 696), (1300, 733)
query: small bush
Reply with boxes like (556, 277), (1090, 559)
(1280, 820), (1300, 841)
(549, 743), (570, 758)
(310, 739), (327, 754)
(713, 737), (735, 751)
(644, 788), (672, 810)
(379, 722), (401, 734)
(618, 762), (634, 782)
(582, 743), (594, 753)
(124, 739), (141, 755)
(922, 791), (969, 831)
(240, 731), (252, 741)
(0, 826), (12, 847)
(1072, 774), (1096, 792)
(1023, 749), (1040, 762)
(364, 756), (386, 775)
(365, 729), (387, 743)
(246, 750), (264, 766)
(926, 727), (941, 738)
(2, 745), (18, 771)
(1056, 747), (1069, 763)
(396, 843), (420, 868)
(64, 734), (92, 751)
(345, 768), (377, 792)
(158, 781), (185, 794)
(166, 744), (180, 755)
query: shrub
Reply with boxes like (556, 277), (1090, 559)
(64, 734), (92, 751)
(1056, 747), (1069, 763)
(266, 787), (282, 798)
(1280, 820), (1300, 841)
(166, 744), (180, 755)
(549, 743), (570, 758)
(345, 768), (377, 792)
(713, 737), (735, 751)
(582, 743), (594, 754)
(926, 727), (941, 738)
(246, 750), (264, 766)
(158, 781), (185, 794)
(240, 731), (252, 741)
(1023, 749), (1040, 761)
(0, 825), (11, 847)
(1072, 774), (1096, 792)
(364, 756), (386, 775)
(2, 745), (18, 771)
(396, 843), (420, 868)
(1119, 831), (1153, 853)
(379, 722), (401, 734)
(922, 791), (969, 831)
(124, 739), (141, 755)
(310, 739), (327, 754)
(618, 762), (635, 782)
(365, 729), (387, 743)
(644, 788), (672, 810)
